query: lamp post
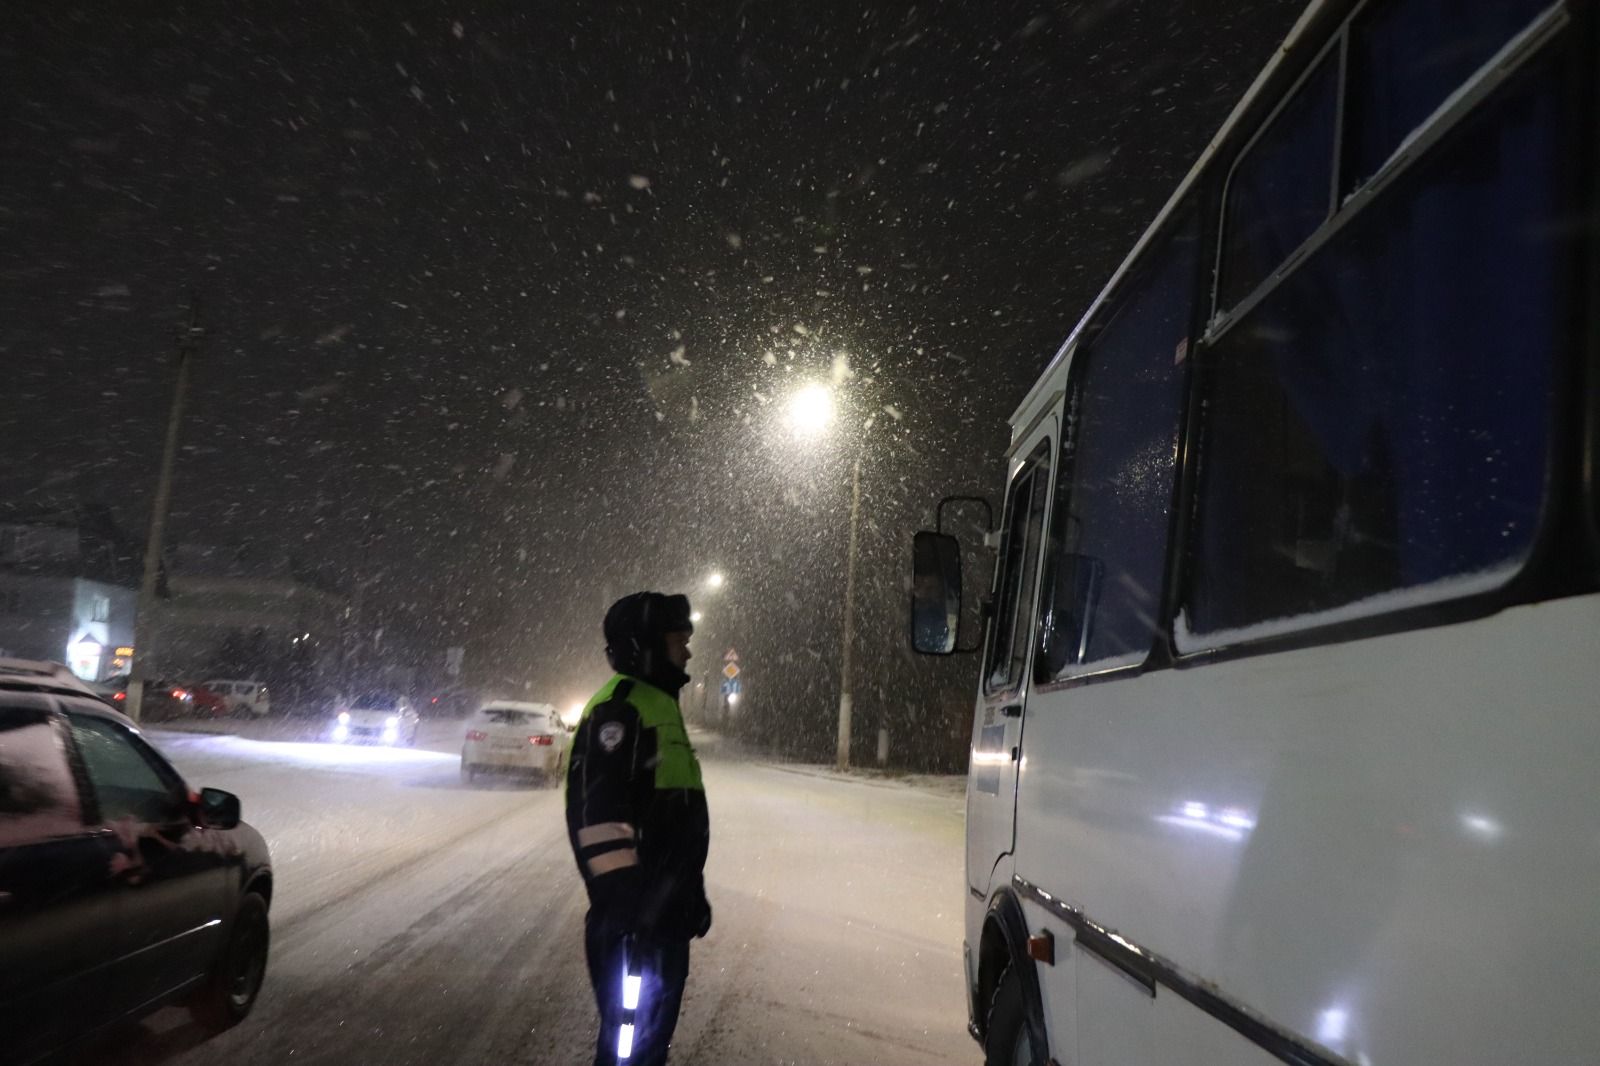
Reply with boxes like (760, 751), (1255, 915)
(836, 452), (861, 771)
(693, 575), (723, 722)
(127, 298), (202, 723)
(783, 383), (861, 771)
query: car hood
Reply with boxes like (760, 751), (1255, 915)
(346, 708), (409, 724)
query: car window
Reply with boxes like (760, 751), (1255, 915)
(0, 705), (84, 846)
(484, 709), (533, 725)
(67, 714), (185, 825)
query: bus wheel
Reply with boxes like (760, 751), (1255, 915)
(984, 963), (1038, 1066)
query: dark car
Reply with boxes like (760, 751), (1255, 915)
(0, 659), (273, 1065)
(89, 675), (193, 721)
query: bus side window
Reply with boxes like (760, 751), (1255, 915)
(985, 443), (1051, 694)
(1037, 209), (1200, 680)
(1218, 51), (1338, 310)
(1183, 50), (1575, 643)
(1342, 0), (1553, 194)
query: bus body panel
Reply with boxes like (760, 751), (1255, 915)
(953, 0), (1598, 1059)
(1014, 592), (1600, 1064)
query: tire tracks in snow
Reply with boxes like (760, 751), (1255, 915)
(193, 799), (590, 1065)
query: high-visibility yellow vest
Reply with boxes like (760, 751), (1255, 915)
(569, 674), (704, 792)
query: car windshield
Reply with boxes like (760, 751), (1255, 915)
(350, 693), (398, 711)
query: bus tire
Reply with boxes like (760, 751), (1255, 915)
(983, 963), (1038, 1066)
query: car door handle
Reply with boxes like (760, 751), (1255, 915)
(999, 704), (1022, 718)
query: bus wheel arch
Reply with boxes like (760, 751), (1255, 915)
(979, 889), (1049, 1059)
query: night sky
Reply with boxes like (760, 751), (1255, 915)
(1, 1), (1299, 764)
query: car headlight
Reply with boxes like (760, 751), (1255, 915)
(338, 711), (351, 724)
(385, 715), (400, 727)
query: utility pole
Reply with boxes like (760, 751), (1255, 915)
(835, 452), (862, 770)
(126, 298), (201, 723)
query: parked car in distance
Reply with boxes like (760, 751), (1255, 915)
(180, 682), (231, 718)
(203, 679), (271, 718)
(93, 675), (193, 721)
(331, 691), (420, 746)
(0, 659), (274, 1065)
(461, 701), (568, 785)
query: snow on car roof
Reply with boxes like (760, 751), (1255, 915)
(0, 658), (97, 698)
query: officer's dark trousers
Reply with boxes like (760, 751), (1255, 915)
(585, 910), (691, 1066)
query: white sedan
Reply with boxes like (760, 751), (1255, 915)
(461, 701), (568, 784)
(331, 693), (420, 746)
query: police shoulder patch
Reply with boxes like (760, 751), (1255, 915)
(598, 721), (626, 752)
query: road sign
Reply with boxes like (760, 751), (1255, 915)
(721, 678), (742, 696)
(722, 662), (740, 680)
(724, 648), (739, 662)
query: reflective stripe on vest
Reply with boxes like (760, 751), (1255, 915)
(570, 673), (705, 792)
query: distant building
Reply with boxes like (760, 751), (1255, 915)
(0, 508), (141, 680)
(146, 543), (348, 678)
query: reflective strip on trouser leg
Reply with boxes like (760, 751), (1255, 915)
(617, 939), (641, 1059)
(586, 847), (639, 877)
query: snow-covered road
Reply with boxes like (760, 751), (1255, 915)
(89, 722), (972, 1066)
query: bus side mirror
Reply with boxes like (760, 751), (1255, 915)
(911, 531), (963, 655)
(1038, 553), (1104, 678)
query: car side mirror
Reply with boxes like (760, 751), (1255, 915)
(911, 530), (963, 655)
(1037, 553), (1104, 678)
(198, 787), (241, 830)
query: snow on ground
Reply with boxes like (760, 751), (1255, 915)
(88, 719), (971, 1065)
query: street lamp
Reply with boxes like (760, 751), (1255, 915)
(782, 382), (863, 771)
(705, 572), (725, 591)
(786, 383), (835, 437)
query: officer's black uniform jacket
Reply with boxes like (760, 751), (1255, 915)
(565, 674), (710, 939)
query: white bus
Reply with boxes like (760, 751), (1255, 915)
(912, 1), (1600, 1063)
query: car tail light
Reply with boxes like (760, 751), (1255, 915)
(113, 692), (126, 701)
(530, 735), (554, 746)
(466, 729), (487, 742)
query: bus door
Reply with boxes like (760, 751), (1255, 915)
(966, 421), (1054, 897)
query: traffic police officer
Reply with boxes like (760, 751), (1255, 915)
(566, 591), (712, 1065)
